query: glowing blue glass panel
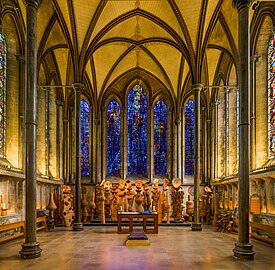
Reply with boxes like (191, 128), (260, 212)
(185, 99), (194, 175)
(154, 100), (168, 176)
(268, 33), (275, 156)
(80, 100), (90, 176)
(0, 32), (6, 158)
(127, 85), (147, 175)
(107, 100), (121, 176)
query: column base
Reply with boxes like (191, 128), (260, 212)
(73, 222), (84, 231)
(20, 242), (41, 259)
(191, 222), (202, 231)
(233, 242), (255, 260)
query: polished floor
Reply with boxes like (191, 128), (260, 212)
(0, 225), (274, 270)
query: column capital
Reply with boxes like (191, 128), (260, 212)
(191, 83), (203, 92)
(25, 0), (41, 9)
(212, 101), (219, 107)
(55, 99), (63, 106)
(175, 118), (181, 126)
(72, 83), (84, 92)
(233, 0), (252, 11)
(251, 55), (261, 63)
(15, 54), (25, 62)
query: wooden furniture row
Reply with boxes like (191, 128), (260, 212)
(217, 215), (275, 248)
(0, 216), (47, 244)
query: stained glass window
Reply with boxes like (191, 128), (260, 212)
(154, 100), (168, 176)
(107, 100), (121, 176)
(185, 99), (194, 175)
(80, 99), (90, 176)
(0, 32), (6, 158)
(128, 85), (147, 175)
(268, 33), (275, 157)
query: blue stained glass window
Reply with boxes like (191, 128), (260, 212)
(80, 99), (90, 176)
(154, 100), (168, 176)
(128, 85), (147, 175)
(107, 100), (121, 176)
(0, 32), (6, 158)
(185, 99), (194, 175)
(268, 33), (275, 157)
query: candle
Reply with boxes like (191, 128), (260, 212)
(2, 203), (6, 209)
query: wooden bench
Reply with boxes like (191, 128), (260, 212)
(250, 222), (275, 248)
(0, 216), (47, 244)
(36, 216), (47, 231)
(0, 221), (25, 244)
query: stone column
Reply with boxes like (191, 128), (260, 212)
(16, 55), (25, 169)
(72, 83), (84, 231)
(68, 106), (74, 183)
(175, 118), (181, 179)
(233, 0), (255, 260)
(63, 118), (69, 184)
(120, 107), (125, 179)
(45, 87), (50, 176)
(250, 55), (260, 171)
(94, 118), (100, 182)
(201, 107), (206, 185)
(212, 101), (219, 180)
(147, 107), (152, 183)
(20, 0), (41, 259)
(206, 119), (211, 185)
(56, 100), (62, 179)
(191, 83), (203, 231)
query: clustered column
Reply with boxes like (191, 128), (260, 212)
(72, 83), (84, 231)
(191, 83), (203, 231)
(20, 0), (41, 259)
(232, 0), (255, 260)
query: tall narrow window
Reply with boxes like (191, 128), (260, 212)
(185, 99), (194, 175)
(268, 33), (275, 157)
(128, 85), (147, 175)
(154, 100), (168, 176)
(107, 100), (120, 176)
(0, 32), (6, 158)
(80, 100), (90, 176)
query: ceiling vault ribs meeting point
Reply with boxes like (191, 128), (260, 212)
(31, 0), (242, 111)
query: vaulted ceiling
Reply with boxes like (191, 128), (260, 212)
(17, 0), (255, 107)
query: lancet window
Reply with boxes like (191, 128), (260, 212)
(107, 100), (121, 176)
(154, 100), (168, 176)
(127, 85), (147, 175)
(80, 99), (90, 176)
(0, 32), (6, 158)
(185, 99), (194, 175)
(268, 32), (275, 157)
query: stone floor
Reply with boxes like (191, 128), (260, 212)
(0, 225), (274, 270)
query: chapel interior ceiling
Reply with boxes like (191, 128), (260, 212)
(15, 0), (257, 107)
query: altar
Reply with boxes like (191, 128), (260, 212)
(117, 212), (158, 234)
